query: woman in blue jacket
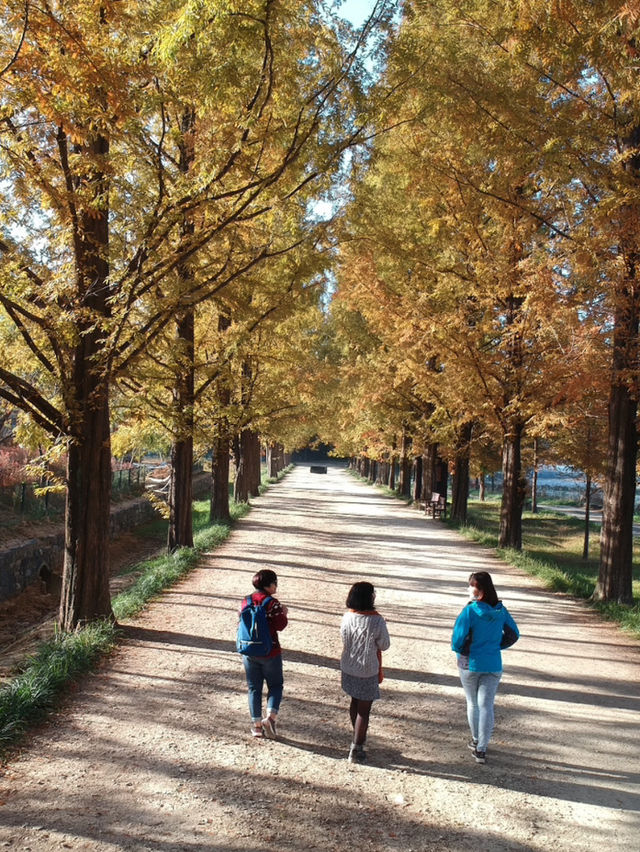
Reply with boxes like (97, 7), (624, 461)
(451, 571), (519, 764)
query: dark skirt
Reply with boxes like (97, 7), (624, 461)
(341, 670), (380, 701)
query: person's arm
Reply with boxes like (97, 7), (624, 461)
(376, 616), (391, 651)
(267, 598), (288, 631)
(451, 607), (472, 653)
(500, 608), (519, 649)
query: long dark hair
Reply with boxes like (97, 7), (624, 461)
(346, 581), (376, 610)
(469, 571), (499, 607)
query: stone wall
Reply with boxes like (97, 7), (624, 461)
(0, 473), (211, 602)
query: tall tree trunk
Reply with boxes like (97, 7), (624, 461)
(268, 442), (285, 477)
(210, 310), (232, 524)
(235, 428), (261, 501)
(59, 133), (113, 631)
(413, 455), (422, 502)
(479, 474), (486, 502)
(597, 315), (637, 602)
(61, 385), (112, 630)
(596, 128), (640, 602)
(246, 430), (261, 497)
(234, 433), (248, 502)
(499, 420), (526, 549)
(167, 309), (195, 552)
(583, 473), (592, 561)
(167, 108), (196, 553)
(399, 429), (412, 498)
(210, 433), (231, 524)
(451, 421), (473, 523)
(531, 438), (539, 514)
(422, 443), (437, 499)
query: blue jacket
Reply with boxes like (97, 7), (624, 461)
(451, 600), (519, 672)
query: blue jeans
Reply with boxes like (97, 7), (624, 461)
(242, 654), (283, 722)
(459, 668), (502, 751)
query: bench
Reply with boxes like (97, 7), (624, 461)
(310, 465), (327, 474)
(425, 491), (447, 519)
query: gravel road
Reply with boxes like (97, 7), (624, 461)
(1, 464), (639, 851)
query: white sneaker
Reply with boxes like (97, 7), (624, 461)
(262, 716), (278, 739)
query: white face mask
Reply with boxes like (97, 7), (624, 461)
(468, 585), (478, 600)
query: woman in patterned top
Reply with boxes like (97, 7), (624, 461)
(340, 581), (391, 763)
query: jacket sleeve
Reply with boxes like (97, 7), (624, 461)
(267, 598), (288, 632)
(376, 617), (391, 651)
(451, 606), (472, 653)
(500, 607), (519, 649)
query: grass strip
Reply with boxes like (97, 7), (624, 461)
(0, 621), (117, 754)
(0, 466), (292, 759)
(350, 470), (640, 639)
(447, 503), (640, 639)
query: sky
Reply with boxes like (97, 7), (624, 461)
(335, 0), (380, 26)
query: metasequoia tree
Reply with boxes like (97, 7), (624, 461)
(331, 0), (633, 570)
(0, 0), (386, 628)
(332, 90), (584, 547)
(392, 0), (640, 601)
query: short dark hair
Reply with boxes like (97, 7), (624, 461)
(469, 571), (498, 607)
(346, 581), (376, 610)
(252, 569), (278, 591)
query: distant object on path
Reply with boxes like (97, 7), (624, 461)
(310, 465), (328, 474)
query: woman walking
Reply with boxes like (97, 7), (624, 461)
(340, 581), (390, 763)
(451, 571), (519, 764)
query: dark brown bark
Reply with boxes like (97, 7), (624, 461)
(596, 151), (639, 602)
(583, 474), (591, 561)
(210, 311), (232, 524)
(597, 308), (637, 602)
(167, 309), (195, 552)
(246, 430), (262, 497)
(398, 429), (412, 498)
(531, 438), (539, 514)
(167, 108), (196, 553)
(210, 433), (231, 524)
(451, 422), (473, 523)
(422, 444), (437, 499)
(61, 386), (112, 630)
(268, 442), (285, 478)
(499, 420), (526, 550)
(412, 456), (422, 502)
(479, 474), (486, 501)
(235, 428), (261, 501)
(59, 133), (113, 630)
(388, 452), (396, 490)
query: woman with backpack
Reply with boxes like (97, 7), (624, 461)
(451, 571), (519, 764)
(238, 569), (288, 739)
(340, 581), (391, 763)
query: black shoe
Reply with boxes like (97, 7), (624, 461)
(473, 748), (486, 764)
(348, 744), (366, 763)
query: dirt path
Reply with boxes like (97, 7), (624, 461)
(1, 465), (639, 851)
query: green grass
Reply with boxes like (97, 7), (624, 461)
(448, 500), (640, 638)
(353, 471), (640, 638)
(0, 466), (292, 759)
(0, 621), (117, 754)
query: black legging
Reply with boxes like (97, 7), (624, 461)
(349, 697), (373, 745)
